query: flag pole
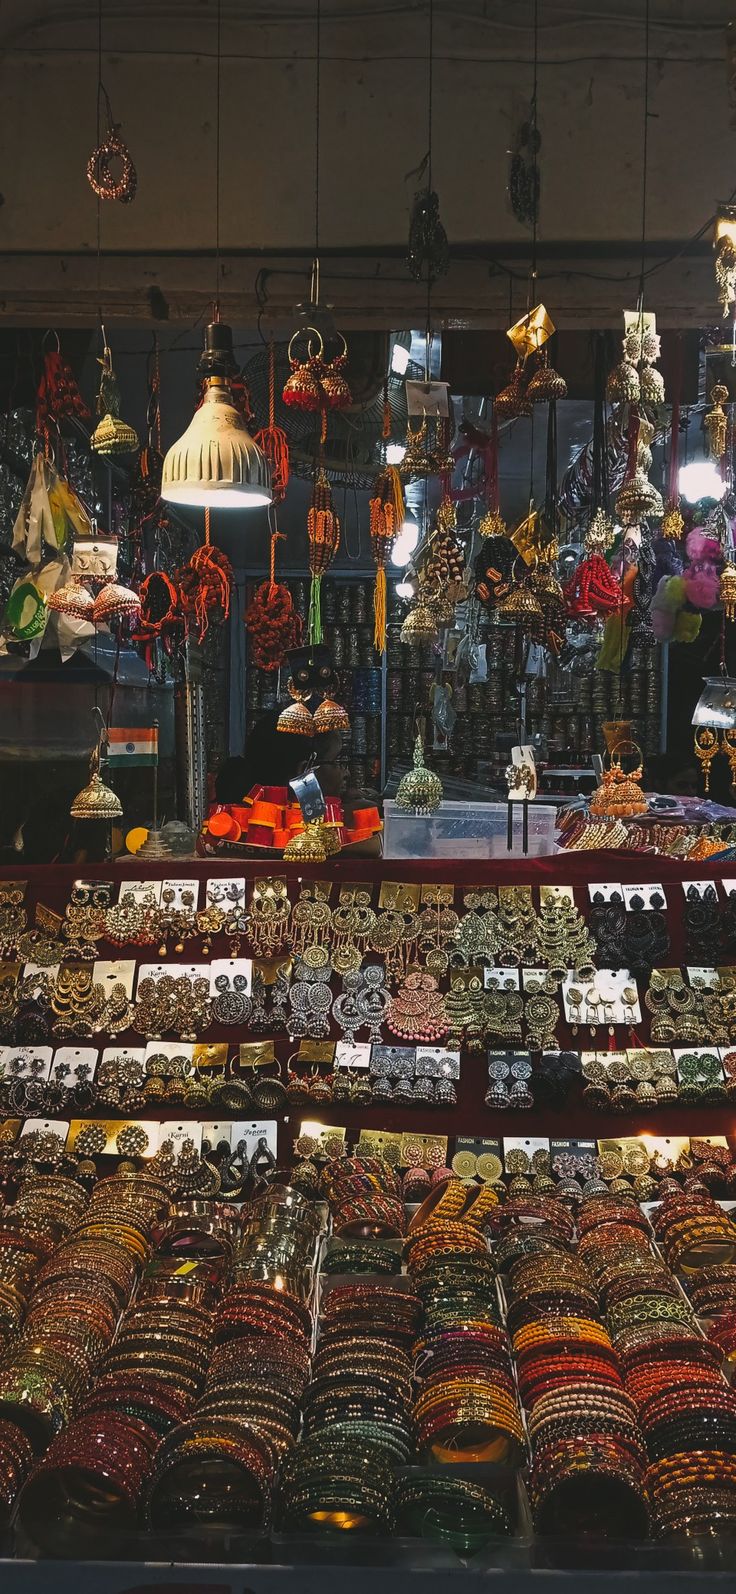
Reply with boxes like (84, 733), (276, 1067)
(152, 718), (159, 833)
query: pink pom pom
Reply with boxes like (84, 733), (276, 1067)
(683, 565), (721, 608)
(686, 528), (707, 560)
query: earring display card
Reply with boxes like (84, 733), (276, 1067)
(206, 876), (247, 908)
(297, 1041), (336, 1065)
(371, 1045), (416, 1077)
(415, 1047), (461, 1079)
(93, 961), (137, 999)
(562, 971), (640, 1026)
(503, 1136), (550, 1172)
(674, 1047), (726, 1080)
(200, 1121), (235, 1150)
(378, 882), (421, 911)
(239, 1042), (276, 1068)
(335, 1042), (371, 1071)
(622, 885), (666, 910)
(144, 1041), (195, 1071)
(626, 1047), (676, 1072)
(161, 879), (200, 909)
(35, 904), (63, 936)
(587, 884), (623, 902)
(0, 1046), (53, 1079)
(23, 960), (60, 982)
(550, 1138), (597, 1175)
(452, 1137), (503, 1182)
(686, 967), (721, 988)
(138, 963), (210, 987)
(68, 1118), (158, 1156)
(100, 1045), (146, 1070)
(21, 1118), (70, 1139)
(400, 1131), (447, 1166)
(72, 537), (118, 579)
(539, 886), (575, 906)
(357, 1128), (402, 1161)
(156, 1122), (203, 1154)
(522, 969), (550, 989)
(484, 968), (521, 990)
(208, 959), (252, 997)
(193, 1043), (228, 1071)
(118, 881), (163, 906)
(230, 1120), (278, 1160)
(299, 1120), (346, 1154)
(53, 1047), (98, 1088)
(681, 881), (721, 900)
(635, 1134), (691, 1162)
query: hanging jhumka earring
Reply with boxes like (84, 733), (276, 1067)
(705, 383), (730, 460)
(661, 347), (685, 539)
(91, 336), (139, 457)
(248, 878), (291, 956)
(715, 207), (736, 318)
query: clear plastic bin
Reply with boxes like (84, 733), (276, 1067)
(383, 800), (558, 859)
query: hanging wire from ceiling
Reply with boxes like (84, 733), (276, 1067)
(311, 0), (322, 305)
(528, 0), (539, 310)
(214, 0), (222, 317)
(425, 0), (434, 380)
(637, 0), (651, 313)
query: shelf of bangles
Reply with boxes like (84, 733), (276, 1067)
(0, 862), (735, 1570)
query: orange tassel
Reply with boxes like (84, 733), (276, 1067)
(254, 339), (290, 503)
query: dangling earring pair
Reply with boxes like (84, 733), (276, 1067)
(277, 676), (350, 736)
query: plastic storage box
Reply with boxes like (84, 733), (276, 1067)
(383, 799), (558, 859)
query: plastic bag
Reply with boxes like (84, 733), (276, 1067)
(11, 454), (91, 564)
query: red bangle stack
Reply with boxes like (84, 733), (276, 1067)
(509, 1198), (650, 1540)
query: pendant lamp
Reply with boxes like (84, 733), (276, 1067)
(161, 322), (272, 509)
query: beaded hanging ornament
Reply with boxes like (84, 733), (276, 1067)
(705, 383), (730, 460)
(307, 468), (341, 643)
(715, 210), (736, 317)
(661, 342), (685, 539)
(86, 86), (137, 204)
(244, 525), (302, 669)
(177, 506), (233, 643)
(35, 340), (90, 444)
(254, 339), (290, 504)
(477, 405), (507, 536)
(369, 389), (405, 652)
(421, 496), (465, 625)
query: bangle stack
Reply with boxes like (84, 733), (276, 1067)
(0, 1172), (167, 1454)
(506, 1195), (650, 1540)
(580, 1189), (736, 1541)
(322, 1156), (405, 1239)
(395, 1469), (512, 1554)
(407, 1218), (524, 1466)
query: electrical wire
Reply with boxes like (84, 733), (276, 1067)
(638, 0), (650, 309)
(425, 0), (434, 379)
(214, 0), (222, 314)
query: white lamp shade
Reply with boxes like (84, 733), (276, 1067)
(161, 383), (272, 508)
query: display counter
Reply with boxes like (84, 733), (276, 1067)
(0, 850), (734, 1578)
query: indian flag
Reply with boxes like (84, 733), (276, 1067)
(107, 726), (159, 768)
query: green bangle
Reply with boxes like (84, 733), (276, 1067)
(322, 1243), (401, 1277)
(396, 1469), (511, 1553)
